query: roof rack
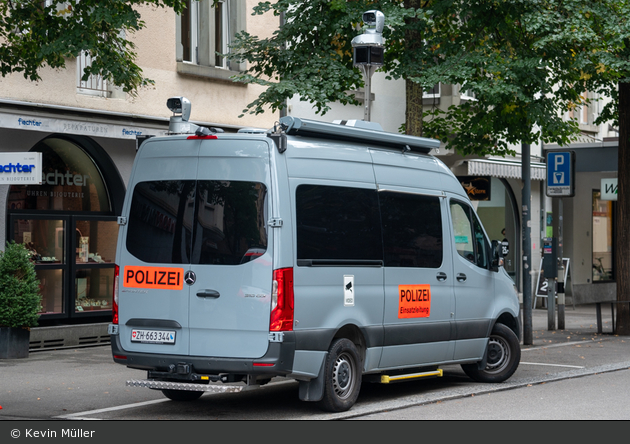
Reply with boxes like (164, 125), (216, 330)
(278, 116), (440, 154)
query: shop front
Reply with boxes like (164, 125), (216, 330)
(6, 134), (125, 325)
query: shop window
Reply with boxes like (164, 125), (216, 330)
(592, 190), (614, 282)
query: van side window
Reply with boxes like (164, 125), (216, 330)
(296, 185), (382, 262)
(127, 180), (267, 265)
(450, 200), (489, 269)
(380, 192), (443, 268)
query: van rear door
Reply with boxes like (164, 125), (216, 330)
(187, 138), (273, 358)
(118, 138), (199, 357)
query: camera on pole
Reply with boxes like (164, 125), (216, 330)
(351, 10), (385, 122)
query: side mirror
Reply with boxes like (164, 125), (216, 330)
(490, 240), (504, 272)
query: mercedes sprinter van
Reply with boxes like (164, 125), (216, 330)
(109, 98), (521, 412)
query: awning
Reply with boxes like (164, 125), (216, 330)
(467, 159), (546, 181)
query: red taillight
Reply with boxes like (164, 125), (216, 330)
(270, 268), (294, 331)
(112, 264), (119, 325)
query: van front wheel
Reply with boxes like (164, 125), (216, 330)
(317, 338), (362, 412)
(461, 323), (520, 383)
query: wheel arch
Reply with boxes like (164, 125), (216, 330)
(494, 311), (521, 341)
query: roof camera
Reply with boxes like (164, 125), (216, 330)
(166, 97), (191, 122)
(362, 10), (384, 34)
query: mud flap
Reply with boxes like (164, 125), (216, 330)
(298, 358), (326, 402)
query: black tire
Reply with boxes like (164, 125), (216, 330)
(317, 338), (363, 412)
(461, 323), (521, 383)
(161, 389), (204, 401)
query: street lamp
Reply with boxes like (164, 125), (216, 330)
(351, 10), (385, 122)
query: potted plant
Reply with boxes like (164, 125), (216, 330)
(0, 241), (42, 359)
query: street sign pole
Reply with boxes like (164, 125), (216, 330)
(522, 143), (533, 345)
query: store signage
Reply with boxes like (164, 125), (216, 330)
(0, 152), (42, 184)
(601, 178), (618, 201)
(457, 176), (491, 201)
(0, 112), (168, 140)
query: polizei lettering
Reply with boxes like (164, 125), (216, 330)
(398, 284), (431, 319)
(123, 266), (184, 290)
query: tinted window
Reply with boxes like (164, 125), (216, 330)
(193, 181), (268, 265)
(380, 192), (443, 268)
(127, 180), (195, 264)
(296, 185), (382, 262)
(127, 180), (267, 265)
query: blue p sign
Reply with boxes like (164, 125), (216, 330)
(546, 151), (574, 197)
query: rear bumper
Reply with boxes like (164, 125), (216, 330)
(110, 331), (296, 378)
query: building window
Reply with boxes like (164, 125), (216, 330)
(76, 51), (109, 97)
(592, 190), (614, 282)
(178, 0), (231, 69)
(423, 83), (440, 99)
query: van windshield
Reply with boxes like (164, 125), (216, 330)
(126, 180), (268, 265)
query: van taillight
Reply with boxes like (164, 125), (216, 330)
(270, 268), (294, 331)
(112, 265), (119, 325)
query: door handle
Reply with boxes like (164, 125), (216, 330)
(456, 273), (467, 282)
(196, 289), (220, 298)
(436, 272), (447, 281)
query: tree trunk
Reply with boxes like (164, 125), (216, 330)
(616, 81), (630, 335)
(404, 0), (423, 136)
(405, 79), (423, 136)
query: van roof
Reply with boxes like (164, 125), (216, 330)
(279, 116), (440, 154)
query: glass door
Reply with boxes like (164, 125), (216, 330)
(71, 216), (118, 317)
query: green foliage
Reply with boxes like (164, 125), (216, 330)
(227, 0), (630, 157)
(0, 241), (42, 329)
(0, 0), (187, 95)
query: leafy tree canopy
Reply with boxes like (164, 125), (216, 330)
(227, 0), (630, 156)
(0, 0), (187, 94)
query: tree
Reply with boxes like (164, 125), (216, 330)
(0, 0), (186, 94)
(227, 0), (630, 331)
(226, 1), (591, 156)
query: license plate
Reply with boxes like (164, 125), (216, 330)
(131, 329), (176, 344)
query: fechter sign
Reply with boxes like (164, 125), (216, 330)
(0, 152), (43, 185)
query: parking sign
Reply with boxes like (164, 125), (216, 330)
(546, 151), (575, 197)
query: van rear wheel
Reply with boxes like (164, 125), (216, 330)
(461, 323), (520, 383)
(317, 338), (362, 412)
(161, 389), (204, 401)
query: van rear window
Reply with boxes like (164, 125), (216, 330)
(127, 180), (267, 265)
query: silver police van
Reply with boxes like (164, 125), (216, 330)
(109, 97), (521, 412)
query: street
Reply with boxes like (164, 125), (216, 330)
(1, 305), (629, 422)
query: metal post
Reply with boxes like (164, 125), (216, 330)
(557, 198), (565, 329)
(547, 275), (556, 330)
(361, 65), (375, 122)
(522, 143), (533, 345)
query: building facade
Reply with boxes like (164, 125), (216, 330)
(0, 1), (279, 328)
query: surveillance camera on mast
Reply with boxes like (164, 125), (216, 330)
(351, 10), (385, 122)
(351, 10), (385, 64)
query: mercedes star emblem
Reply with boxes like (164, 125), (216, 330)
(184, 270), (196, 285)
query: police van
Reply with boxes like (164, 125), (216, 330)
(109, 97), (521, 412)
